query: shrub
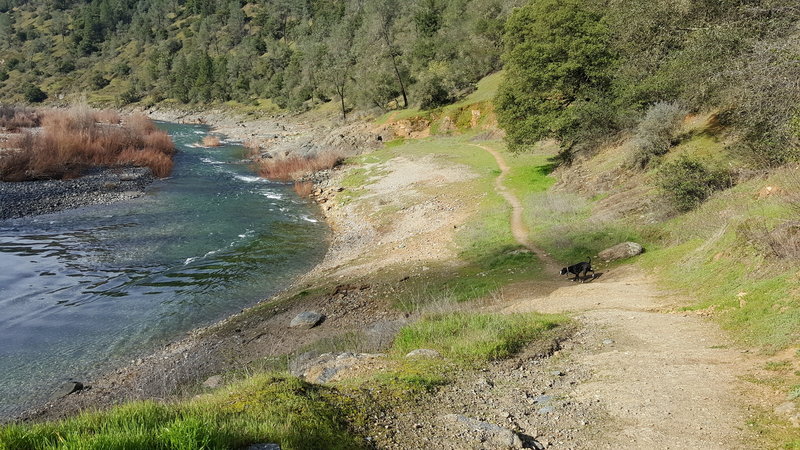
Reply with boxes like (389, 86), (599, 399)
(630, 101), (686, 168)
(256, 151), (344, 181)
(657, 156), (732, 211)
(0, 105), (40, 130)
(414, 63), (453, 110)
(22, 84), (47, 103)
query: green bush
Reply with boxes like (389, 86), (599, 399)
(23, 84), (47, 103)
(657, 156), (732, 211)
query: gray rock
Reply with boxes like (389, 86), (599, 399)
(598, 242), (644, 261)
(246, 444), (281, 450)
(53, 381), (83, 399)
(441, 414), (524, 449)
(533, 395), (553, 404)
(405, 348), (441, 358)
(290, 352), (385, 383)
(602, 339), (615, 346)
(538, 406), (555, 415)
(289, 311), (324, 329)
(202, 375), (223, 389)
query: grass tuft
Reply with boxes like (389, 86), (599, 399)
(392, 311), (567, 364)
(0, 374), (364, 450)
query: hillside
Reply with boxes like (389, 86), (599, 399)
(1, 0), (800, 448)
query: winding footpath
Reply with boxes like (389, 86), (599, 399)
(476, 143), (756, 448)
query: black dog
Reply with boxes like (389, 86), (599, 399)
(560, 257), (595, 282)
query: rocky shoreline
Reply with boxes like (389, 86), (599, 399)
(0, 167), (154, 220)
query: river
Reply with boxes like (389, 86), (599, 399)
(0, 122), (328, 419)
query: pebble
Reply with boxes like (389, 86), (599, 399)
(1, 167), (154, 220)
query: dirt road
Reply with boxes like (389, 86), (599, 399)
(477, 143), (755, 448)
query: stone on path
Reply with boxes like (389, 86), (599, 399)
(441, 414), (524, 449)
(246, 444), (281, 450)
(598, 241), (644, 262)
(202, 375), (223, 389)
(289, 311), (324, 329)
(405, 348), (441, 358)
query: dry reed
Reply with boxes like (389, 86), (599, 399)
(256, 151), (343, 181)
(0, 107), (175, 181)
(202, 135), (221, 147)
(293, 181), (315, 197)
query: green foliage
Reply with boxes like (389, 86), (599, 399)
(22, 83), (46, 103)
(0, 0), (514, 108)
(0, 374), (364, 450)
(657, 156), (732, 212)
(393, 312), (566, 364)
(496, 0), (616, 150)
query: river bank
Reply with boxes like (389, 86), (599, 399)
(13, 106), (501, 424)
(2, 119), (329, 423)
(0, 167), (153, 220)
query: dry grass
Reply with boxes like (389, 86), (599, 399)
(0, 105), (41, 131)
(94, 109), (121, 124)
(0, 107), (175, 181)
(293, 181), (315, 197)
(256, 151), (344, 181)
(202, 135), (222, 147)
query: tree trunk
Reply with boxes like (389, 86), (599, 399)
(389, 52), (408, 108)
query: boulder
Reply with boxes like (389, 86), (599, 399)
(441, 414), (524, 449)
(405, 348), (441, 358)
(290, 352), (386, 383)
(246, 444), (281, 450)
(52, 381), (84, 399)
(598, 241), (644, 262)
(289, 311), (324, 329)
(202, 375), (223, 389)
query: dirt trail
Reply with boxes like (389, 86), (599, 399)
(472, 143), (561, 275)
(478, 143), (755, 448)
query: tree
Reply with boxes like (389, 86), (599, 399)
(322, 8), (362, 119)
(495, 0), (616, 151)
(371, 0), (411, 108)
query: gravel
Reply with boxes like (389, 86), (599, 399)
(0, 167), (154, 220)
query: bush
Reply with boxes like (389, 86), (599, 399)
(630, 101), (686, 168)
(22, 84), (47, 103)
(657, 156), (732, 211)
(414, 63), (452, 110)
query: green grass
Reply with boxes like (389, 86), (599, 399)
(0, 375), (364, 450)
(392, 311), (567, 364)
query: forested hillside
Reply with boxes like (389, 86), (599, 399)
(3, 0), (800, 170)
(0, 0), (520, 116)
